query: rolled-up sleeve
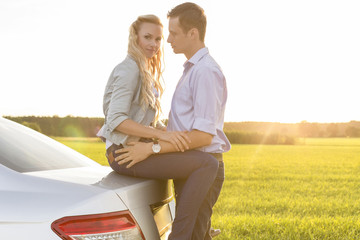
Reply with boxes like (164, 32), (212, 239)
(107, 61), (140, 132)
(192, 66), (226, 136)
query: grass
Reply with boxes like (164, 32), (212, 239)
(56, 137), (360, 239)
(54, 137), (108, 166)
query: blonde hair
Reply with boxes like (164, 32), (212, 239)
(128, 15), (164, 125)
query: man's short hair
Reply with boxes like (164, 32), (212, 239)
(167, 2), (207, 42)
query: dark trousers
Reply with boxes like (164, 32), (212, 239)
(174, 161), (225, 240)
(192, 161), (225, 240)
(107, 146), (219, 240)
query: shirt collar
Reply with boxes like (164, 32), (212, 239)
(183, 47), (209, 68)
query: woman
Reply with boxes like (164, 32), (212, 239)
(97, 15), (218, 240)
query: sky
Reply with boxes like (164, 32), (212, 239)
(1, 0), (359, 123)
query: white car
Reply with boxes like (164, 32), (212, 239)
(0, 117), (175, 240)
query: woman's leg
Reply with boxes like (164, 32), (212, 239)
(108, 150), (219, 240)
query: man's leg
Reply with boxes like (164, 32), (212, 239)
(173, 179), (186, 210)
(192, 161), (225, 240)
(109, 150), (219, 240)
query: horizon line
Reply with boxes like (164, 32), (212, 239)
(2, 115), (359, 124)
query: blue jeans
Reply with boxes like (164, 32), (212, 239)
(108, 147), (219, 240)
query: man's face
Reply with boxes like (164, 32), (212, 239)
(167, 17), (190, 54)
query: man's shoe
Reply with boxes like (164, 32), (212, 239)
(210, 228), (221, 238)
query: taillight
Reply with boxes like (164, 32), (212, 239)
(51, 211), (144, 240)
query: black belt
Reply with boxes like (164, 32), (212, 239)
(209, 153), (223, 161)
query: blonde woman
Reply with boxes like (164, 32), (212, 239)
(97, 15), (219, 240)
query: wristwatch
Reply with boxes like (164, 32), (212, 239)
(152, 139), (161, 154)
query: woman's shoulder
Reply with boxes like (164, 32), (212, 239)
(113, 55), (139, 76)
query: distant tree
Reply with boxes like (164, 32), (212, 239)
(21, 121), (42, 133)
(326, 123), (339, 137)
(224, 131), (294, 145)
(318, 130), (325, 137)
(345, 126), (360, 137)
(298, 121), (320, 137)
(309, 122), (320, 137)
(298, 121), (308, 137)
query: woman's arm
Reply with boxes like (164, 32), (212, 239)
(116, 119), (162, 139)
(115, 129), (213, 168)
(116, 119), (190, 151)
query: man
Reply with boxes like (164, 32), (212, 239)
(166, 2), (231, 239)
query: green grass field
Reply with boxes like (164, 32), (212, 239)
(56, 137), (360, 240)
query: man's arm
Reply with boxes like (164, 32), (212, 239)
(158, 129), (213, 153)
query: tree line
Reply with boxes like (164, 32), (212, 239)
(4, 116), (360, 145)
(4, 115), (104, 138)
(224, 121), (360, 138)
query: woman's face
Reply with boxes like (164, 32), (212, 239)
(137, 22), (163, 58)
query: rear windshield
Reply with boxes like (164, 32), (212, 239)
(0, 119), (98, 173)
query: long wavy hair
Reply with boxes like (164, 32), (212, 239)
(128, 15), (164, 125)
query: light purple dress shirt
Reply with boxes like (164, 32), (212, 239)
(167, 47), (231, 153)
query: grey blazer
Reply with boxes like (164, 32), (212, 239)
(97, 55), (156, 146)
